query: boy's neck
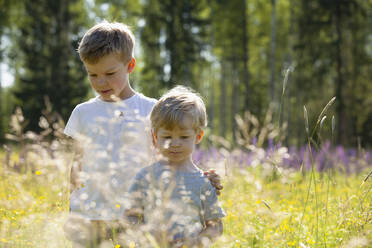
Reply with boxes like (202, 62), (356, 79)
(158, 159), (199, 173)
(118, 84), (135, 100)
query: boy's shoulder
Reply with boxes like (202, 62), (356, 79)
(135, 92), (158, 103)
(135, 162), (165, 179)
(71, 94), (157, 113)
(73, 97), (99, 110)
(134, 93), (158, 110)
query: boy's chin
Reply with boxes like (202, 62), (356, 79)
(100, 94), (120, 102)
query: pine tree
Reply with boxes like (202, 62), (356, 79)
(12, 0), (90, 133)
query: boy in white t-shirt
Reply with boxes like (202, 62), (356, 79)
(63, 21), (222, 247)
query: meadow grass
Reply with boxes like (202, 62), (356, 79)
(215, 167), (371, 248)
(0, 149), (370, 248)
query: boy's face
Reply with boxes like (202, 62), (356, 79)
(154, 116), (203, 166)
(84, 54), (136, 101)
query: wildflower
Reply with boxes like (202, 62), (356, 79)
(1, 238), (7, 243)
(115, 245), (121, 248)
(287, 240), (296, 246)
(306, 236), (315, 244)
(116, 204), (120, 209)
(35, 170), (42, 175)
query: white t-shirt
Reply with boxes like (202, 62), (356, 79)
(64, 93), (157, 220)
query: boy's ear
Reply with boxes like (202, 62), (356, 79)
(195, 130), (204, 144)
(152, 131), (158, 146)
(127, 58), (136, 73)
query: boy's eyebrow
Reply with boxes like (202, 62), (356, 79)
(158, 128), (195, 134)
(86, 66), (120, 73)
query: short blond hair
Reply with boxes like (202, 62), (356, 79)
(150, 86), (207, 133)
(78, 21), (135, 64)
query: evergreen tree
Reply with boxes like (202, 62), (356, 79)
(0, 0), (22, 141)
(294, 0), (371, 146)
(12, 0), (90, 133)
(139, 0), (209, 98)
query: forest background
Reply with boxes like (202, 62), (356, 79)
(0, 1), (371, 247)
(0, 0), (371, 148)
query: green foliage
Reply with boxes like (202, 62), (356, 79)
(293, 0), (372, 146)
(139, 0), (210, 98)
(10, 0), (90, 133)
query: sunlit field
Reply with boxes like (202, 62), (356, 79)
(0, 144), (371, 247)
(0, 108), (371, 248)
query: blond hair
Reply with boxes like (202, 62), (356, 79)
(78, 21), (135, 64)
(150, 86), (207, 133)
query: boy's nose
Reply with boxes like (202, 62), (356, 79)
(97, 77), (106, 85)
(170, 138), (181, 146)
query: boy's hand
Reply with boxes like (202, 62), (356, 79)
(204, 169), (223, 195)
(197, 219), (223, 245)
(169, 233), (185, 248)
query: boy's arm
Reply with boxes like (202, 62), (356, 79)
(123, 170), (147, 226)
(198, 219), (223, 243)
(64, 105), (83, 193)
(203, 169), (223, 195)
(69, 140), (83, 193)
(194, 179), (226, 246)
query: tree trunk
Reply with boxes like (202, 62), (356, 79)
(231, 56), (239, 144)
(285, 0), (295, 146)
(241, 0), (249, 111)
(0, 70), (2, 141)
(270, 0), (276, 103)
(209, 65), (215, 132)
(335, 3), (346, 145)
(220, 61), (227, 138)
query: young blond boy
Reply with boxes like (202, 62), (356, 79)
(63, 22), (222, 247)
(125, 86), (225, 247)
(63, 21), (158, 247)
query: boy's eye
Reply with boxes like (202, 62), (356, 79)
(181, 136), (189, 139)
(106, 72), (115, 76)
(162, 136), (171, 139)
(89, 74), (97, 77)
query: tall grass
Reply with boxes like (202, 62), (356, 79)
(0, 93), (371, 247)
(1, 147), (370, 248)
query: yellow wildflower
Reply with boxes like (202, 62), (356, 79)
(306, 236), (315, 244)
(287, 240), (296, 246)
